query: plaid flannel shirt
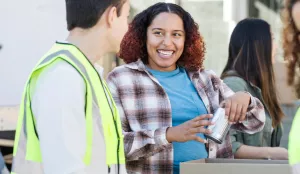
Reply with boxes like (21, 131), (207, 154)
(107, 60), (265, 174)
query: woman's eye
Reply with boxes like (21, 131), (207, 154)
(174, 33), (182, 37)
(154, 32), (163, 36)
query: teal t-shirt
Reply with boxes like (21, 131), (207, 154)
(147, 67), (208, 174)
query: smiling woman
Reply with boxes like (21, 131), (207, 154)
(118, 3), (205, 71)
(107, 2), (266, 174)
(146, 12), (185, 71)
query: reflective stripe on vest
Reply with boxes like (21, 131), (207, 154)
(12, 43), (125, 174)
(289, 107), (300, 165)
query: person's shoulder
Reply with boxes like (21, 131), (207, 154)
(34, 59), (85, 90)
(41, 59), (81, 77)
(222, 75), (249, 92)
(200, 69), (218, 77)
(107, 62), (141, 81)
(192, 69), (221, 82)
(109, 64), (132, 74)
(220, 71), (247, 84)
(31, 60), (86, 116)
(112, 60), (142, 73)
(222, 76), (248, 87)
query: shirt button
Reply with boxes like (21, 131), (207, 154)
(210, 148), (213, 151)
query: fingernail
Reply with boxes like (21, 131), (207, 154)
(239, 121), (242, 123)
(204, 140), (208, 143)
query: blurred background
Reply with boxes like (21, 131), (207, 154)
(0, 0), (298, 171)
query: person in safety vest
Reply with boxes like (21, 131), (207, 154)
(11, 0), (130, 174)
(289, 109), (300, 174)
(282, 0), (300, 173)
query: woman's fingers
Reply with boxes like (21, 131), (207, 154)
(240, 105), (247, 121)
(229, 101), (237, 122)
(192, 114), (213, 122)
(189, 127), (212, 134)
(225, 99), (231, 117)
(192, 135), (208, 144)
(234, 104), (243, 122)
(191, 119), (213, 127)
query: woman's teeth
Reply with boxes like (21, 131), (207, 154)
(158, 50), (174, 56)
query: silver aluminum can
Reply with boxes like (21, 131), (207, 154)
(205, 108), (231, 144)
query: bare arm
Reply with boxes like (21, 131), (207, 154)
(234, 145), (269, 159)
(235, 145), (288, 160)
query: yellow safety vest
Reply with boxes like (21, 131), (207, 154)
(11, 42), (125, 174)
(289, 107), (300, 166)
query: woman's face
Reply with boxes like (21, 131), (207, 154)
(292, 1), (300, 31)
(146, 12), (185, 71)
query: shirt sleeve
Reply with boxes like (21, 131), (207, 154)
(31, 61), (88, 174)
(217, 74), (265, 134)
(107, 71), (171, 161)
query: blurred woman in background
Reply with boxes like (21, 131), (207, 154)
(221, 18), (288, 160)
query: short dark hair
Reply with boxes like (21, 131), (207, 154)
(66, 0), (126, 31)
(119, 2), (206, 71)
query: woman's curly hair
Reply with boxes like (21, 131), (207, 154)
(282, 0), (300, 97)
(118, 2), (206, 71)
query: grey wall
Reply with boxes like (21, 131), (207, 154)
(0, 0), (68, 106)
(181, 0), (228, 75)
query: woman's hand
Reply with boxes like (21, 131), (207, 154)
(166, 114), (214, 143)
(222, 92), (251, 123)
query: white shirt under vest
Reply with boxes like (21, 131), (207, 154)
(31, 60), (127, 174)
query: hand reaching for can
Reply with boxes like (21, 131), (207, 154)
(221, 91), (251, 124)
(166, 114), (214, 143)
